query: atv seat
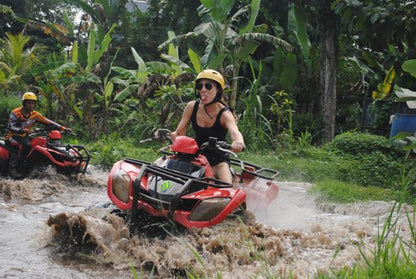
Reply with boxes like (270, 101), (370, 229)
(163, 159), (205, 178)
(48, 139), (63, 147)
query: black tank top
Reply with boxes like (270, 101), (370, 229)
(191, 101), (229, 146)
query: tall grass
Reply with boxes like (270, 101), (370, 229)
(0, 94), (20, 131)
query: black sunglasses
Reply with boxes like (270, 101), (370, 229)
(196, 82), (215, 91)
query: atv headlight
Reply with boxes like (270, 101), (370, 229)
(111, 169), (130, 203)
(189, 198), (231, 221)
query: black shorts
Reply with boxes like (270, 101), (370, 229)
(202, 150), (230, 167)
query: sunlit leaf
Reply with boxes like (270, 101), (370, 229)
(402, 59), (416, 78)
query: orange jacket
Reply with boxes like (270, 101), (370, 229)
(4, 107), (65, 141)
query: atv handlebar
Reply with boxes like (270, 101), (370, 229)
(200, 137), (237, 158)
(29, 128), (76, 138)
(139, 128), (171, 144)
(144, 130), (238, 157)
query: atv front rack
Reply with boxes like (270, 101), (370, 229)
(124, 158), (234, 217)
(124, 158), (232, 189)
(68, 144), (91, 174)
(230, 158), (280, 181)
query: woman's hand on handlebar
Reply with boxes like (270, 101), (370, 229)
(231, 141), (245, 153)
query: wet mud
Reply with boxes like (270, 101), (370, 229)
(0, 168), (415, 278)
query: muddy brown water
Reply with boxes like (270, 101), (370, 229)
(0, 166), (414, 278)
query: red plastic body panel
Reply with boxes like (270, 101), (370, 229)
(234, 174), (279, 207)
(0, 146), (10, 160)
(174, 190), (246, 228)
(27, 145), (80, 168)
(107, 160), (142, 210)
(170, 136), (199, 154)
(48, 130), (62, 140)
(30, 136), (47, 148)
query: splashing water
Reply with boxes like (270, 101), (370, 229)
(0, 168), (414, 278)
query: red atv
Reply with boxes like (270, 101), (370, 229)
(107, 130), (279, 229)
(0, 128), (90, 178)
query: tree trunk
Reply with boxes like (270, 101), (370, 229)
(320, 18), (337, 143)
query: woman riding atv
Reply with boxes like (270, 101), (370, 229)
(171, 69), (245, 183)
(4, 92), (71, 178)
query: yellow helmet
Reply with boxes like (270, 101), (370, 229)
(195, 69), (225, 90)
(22, 92), (37, 102)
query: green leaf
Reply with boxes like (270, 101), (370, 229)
(71, 41), (78, 63)
(239, 0), (260, 34)
(131, 47), (145, 71)
(167, 31), (179, 59)
(402, 59), (416, 78)
(104, 81), (113, 107)
(62, 9), (74, 36)
(93, 23), (117, 64)
(294, 3), (310, 67)
(280, 53), (298, 91)
(207, 53), (226, 69)
(160, 54), (191, 71)
(235, 41), (258, 61)
(188, 48), (201, 73)
(167, 31), (181, 75)
(86, 23), (96, 72)
(113, 85), (139, 102)
(200, 0), (235, 22)
(0, 70), (5, 82)
(73, 105), (83, 119)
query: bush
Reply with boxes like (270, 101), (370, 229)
(0, 95), (21, 132)
(283, 141), (410, 189)
(326, 131), (404, 159)
(84, 134), (160, 167)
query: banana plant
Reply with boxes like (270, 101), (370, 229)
(0, 33), (44, 93)
(158, 0), (292, 109)
(372, 66), (395, 100)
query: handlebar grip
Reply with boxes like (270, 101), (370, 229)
(218, 141), (232, 150)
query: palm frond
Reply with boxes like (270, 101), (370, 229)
(241, 33), (293, 51)
(0, 4), (14, 15)
(157, 32), (193, 51)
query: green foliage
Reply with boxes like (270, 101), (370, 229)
(310, 179), (395, 203)
(237, 62), (277, 150)
(0, 32), (44, 93)
(0, 94), (20, 131)
(249, 131), (411, 190)
(327, 131), (403, 158)
(85, 133), (159, 167)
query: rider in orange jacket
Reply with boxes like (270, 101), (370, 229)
(4, 92), (70, 177)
